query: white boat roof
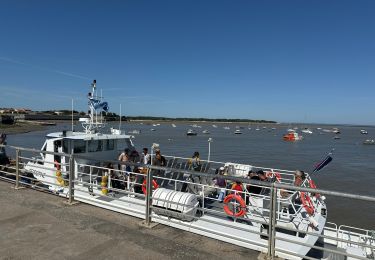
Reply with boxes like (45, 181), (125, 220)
(46, 131), (131, 140)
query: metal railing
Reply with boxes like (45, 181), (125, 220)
(1, 144), (374, 260)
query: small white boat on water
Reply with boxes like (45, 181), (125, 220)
(301, 128), (313, 134)
(212, 124), (218, 128)
(363, 139), (374, 145)
(360, 129), (368, 134)
(186, 129), (198, 136)
(10, 80), (374, 260)
(234, 129), (242, 134)
(223, 126), (230, 130)
(171, 124), (177, 128)
(128, 130), (141, 134)
(202, 130), (210, 134)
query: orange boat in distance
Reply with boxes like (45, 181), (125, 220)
(283, 131), (303, 141)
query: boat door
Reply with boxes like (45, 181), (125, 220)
(54, 140), (62, 166)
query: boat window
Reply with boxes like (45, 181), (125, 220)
(88, 140), (103, 152)
(73, 140), (86, 153)
(105, 139), (114, 151)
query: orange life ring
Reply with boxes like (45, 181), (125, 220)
(223, 193), (247, 217)
(142, 179), (159, 195)
(300, 192), (314, 215)
(309, 180), (320, 198)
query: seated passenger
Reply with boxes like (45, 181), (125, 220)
(215, 167), (227, 202)
(280, 170), (306, 198)
(246, 170), (262, 195)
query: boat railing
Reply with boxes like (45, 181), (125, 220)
(1, 144), (375, 260)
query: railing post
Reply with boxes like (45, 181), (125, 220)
(14, 149), (21, 189)
(267, 184), (277, 259)
(145, 167), (153, 226)
(68, 152), (75, 204)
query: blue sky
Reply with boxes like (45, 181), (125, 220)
(1, 1), (374, 125)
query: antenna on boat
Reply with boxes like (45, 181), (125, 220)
(119, 104), (122, 131)
(71, 98), (74, 132)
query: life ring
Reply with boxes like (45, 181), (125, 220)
(265, 171), (281, 182)
(300, 192), (314, 215)
(142, 179), (159, 195)
(223, 193), (247, 217)
(309, 180), (320, 198)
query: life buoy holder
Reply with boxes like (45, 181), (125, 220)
(142, 179), (159, 195)
(266, 171), (281, 182)
(309, 180), (320, 198)
(300, 192), (314, 215)
(223, 193), (247, 217)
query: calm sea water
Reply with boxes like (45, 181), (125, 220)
(5, 122), (375, 230)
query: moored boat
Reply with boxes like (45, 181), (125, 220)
(186, 129), (197, 136)
(363, 139), (374, 145)
(283, 132), (303, 141)
(4, 80), (374, 260)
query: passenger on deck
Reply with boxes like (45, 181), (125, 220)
(153, 149), (166, 167)
(246, 170), (262, 195)
(257, 170), (271, 196)
(231, 181), (245, 199)
(280, 170), (306, 198)
(215, 167), (227, 202)
(118, 148), (131, 172)
(189, 151), (201, 171)
(152, 149), (167, 183)
(141, 148), (151, 165)
(104, 162), (121, 190)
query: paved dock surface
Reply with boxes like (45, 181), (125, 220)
(0, 181), (261, 260)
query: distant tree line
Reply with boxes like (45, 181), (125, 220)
(104, 114), (276, 123)
(37, 111), (276, 123)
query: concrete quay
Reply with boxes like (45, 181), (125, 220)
(0, 181), (261, 260)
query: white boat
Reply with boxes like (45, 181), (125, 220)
(202, 130), (210, 134)
(186, 129), (197, 136)
(301, 128), (313, 134)
(363, 139), (374, 145)
(24, 80), (134, 193)
(150, 128), (156, 131)
(128, 130), (141, 134)
(234, 129), (242, 134)
(360, 129), (368, 134)
(171, 124), (177, 128)
(212, 124), (218, 128)
(223, 126), (230, 130)
(16, 80), (374, 260)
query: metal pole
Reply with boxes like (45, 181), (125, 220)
(15, 149), (20, 189)
(145, 167), (153, 226)
(267, 184), (277, 259)
(207, 138), (212, 162)
(68, 151), (75, 204)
